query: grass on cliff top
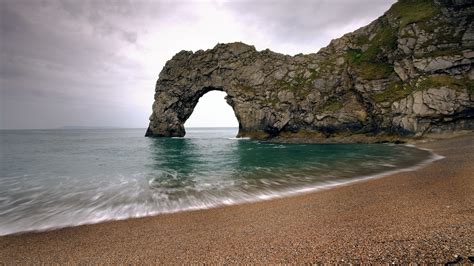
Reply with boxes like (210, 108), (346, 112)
(387, 0), (441, 28)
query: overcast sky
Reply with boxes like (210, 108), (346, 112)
(0, 0), (395, 129)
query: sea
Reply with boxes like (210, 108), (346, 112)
(0, 128), (438, 235)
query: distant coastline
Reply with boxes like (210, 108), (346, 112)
(59, 126), (123, 130)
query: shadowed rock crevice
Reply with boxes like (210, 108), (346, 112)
(146, 0), (474, 142)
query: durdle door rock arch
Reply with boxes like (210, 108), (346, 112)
(146, 0), (474, 142)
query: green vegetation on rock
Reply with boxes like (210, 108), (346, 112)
(416, 47), (465, 59)
(237, 84), (254, 92)
(276, 69), (319, 96)
(322, 98), (344, 112)
(263, 97), (279, 107)
(351, 22), (397, 63)
(373, 75), (474, 104)
(417, 75), (474, 94)
(347, 20), (397, 80)
(347, 49), (394, 80)
(387, 0), (441, 29)
(317, 58), (336, 73)
(373, 81), (414, 103)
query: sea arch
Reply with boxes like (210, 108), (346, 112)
(145, 43), (291, 139)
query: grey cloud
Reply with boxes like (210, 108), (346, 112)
(122, 30), (138, 43)
(1, 0), (395, 129)
(59, 0), (138, 42)
(55, 0), (185, 43)
(0, 0), (161, 129)
(224, 0), (395, 45)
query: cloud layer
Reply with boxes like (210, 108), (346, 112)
(0, 0), (395, 129)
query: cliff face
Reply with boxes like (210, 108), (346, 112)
(146, 0), (473, 141)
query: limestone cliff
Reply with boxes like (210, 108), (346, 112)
(146, 0), (474, 141)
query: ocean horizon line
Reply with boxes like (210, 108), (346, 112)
(0, 126), (239, 131)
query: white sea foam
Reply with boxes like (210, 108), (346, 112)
(2, 146), (442, 236)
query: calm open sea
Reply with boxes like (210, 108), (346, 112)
(0, 128), (436, 235)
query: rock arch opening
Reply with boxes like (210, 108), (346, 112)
(184, 90), (239, 132)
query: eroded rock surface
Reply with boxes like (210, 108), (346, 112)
(147, 0), (474, 141)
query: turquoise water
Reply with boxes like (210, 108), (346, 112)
(0, 128), (434, 235)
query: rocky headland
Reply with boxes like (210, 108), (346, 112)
(146, 0), (473, 142)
